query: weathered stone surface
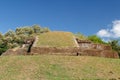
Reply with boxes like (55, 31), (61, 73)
(30, 47), (119, 58)
(30, 47), (80, 56)
(2, 48), (27, 56)
(101, 50), (119, 58)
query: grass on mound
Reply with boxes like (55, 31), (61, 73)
(0, 55), (120, 80)
(35, 31), (77, 47)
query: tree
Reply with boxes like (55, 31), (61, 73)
(0, 32), (3, 38)
(4, 30), (15, 37)
(108, 40), (120, 56)
(15, 27), (34, 35)
(0, 42), (8, 55)
(40, 27), (50, 33)
(15, 28), (23, 35)
(32, 25), (41, 33)
(24, 27), (34, 35)
(4, 36), (13, 43)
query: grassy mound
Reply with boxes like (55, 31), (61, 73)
(35, 31), (77, 47)
(0, 55), (120, 80)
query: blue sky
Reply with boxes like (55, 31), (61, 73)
(0, 0), (120, 38)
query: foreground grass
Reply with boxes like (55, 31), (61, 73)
(36, 31), (77, 47)
(0, 55), (120, 80)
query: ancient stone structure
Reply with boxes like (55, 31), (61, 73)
(2, 37), (119, 58)
(76, 39), (111, 50)
(74, 39), (119, 58)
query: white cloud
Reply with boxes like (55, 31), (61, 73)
(97, 29), (111, 37)
(97, 20), (120, 38)
(111, 20), (120, 37)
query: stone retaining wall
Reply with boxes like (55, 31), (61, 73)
(30, 47), (119, 58)
(30, 47), (80, 56)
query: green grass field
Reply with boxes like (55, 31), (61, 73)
(0, 55), (120, 80)
(35, 31), (77, 47)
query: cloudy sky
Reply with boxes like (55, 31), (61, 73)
(0, 0), (120, 40)
(97, 20), (120, 38)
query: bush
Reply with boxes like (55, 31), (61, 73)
(108, 40), (120, 57)
(0, 43), (8, 55)
(88, 35), (106, 44)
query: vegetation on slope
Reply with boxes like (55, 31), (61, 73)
(36, 31), (77, 47)
(75, 33), (106, 44)
(0, 55), (120, 80)
(87, 35), (107, 44)
(0, 25), (50, 55)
